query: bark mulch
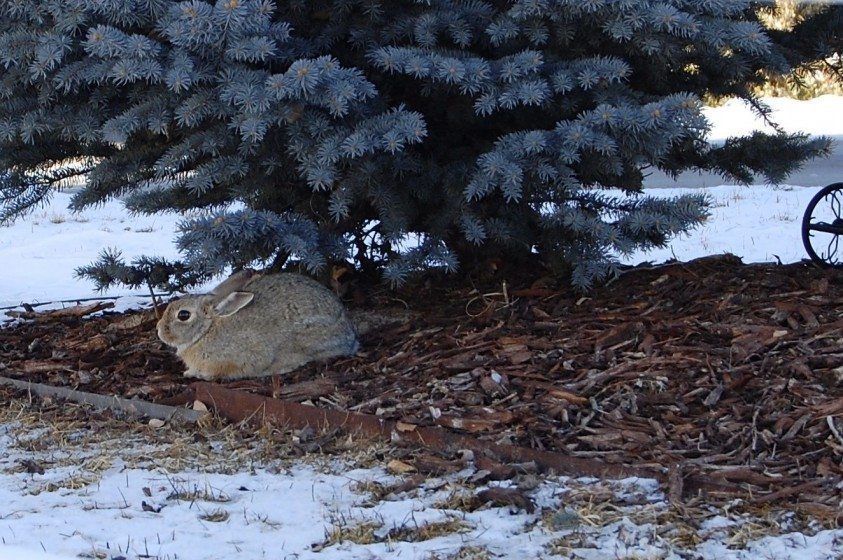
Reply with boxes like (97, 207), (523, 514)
(1, 255), (841, 518)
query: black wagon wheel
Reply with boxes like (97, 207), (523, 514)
(802, 182), (843, 267)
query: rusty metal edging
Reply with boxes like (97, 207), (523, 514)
(189, 382), (670, 482)
(189, 383), (769, 497)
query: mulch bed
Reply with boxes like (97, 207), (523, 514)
(2, 255), (842, 517)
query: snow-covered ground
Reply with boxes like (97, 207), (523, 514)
(619, 182), (823, 265)
(1, 417), (841, 560)
(0, 204), (186, 312)
(1, 96), (842, 560)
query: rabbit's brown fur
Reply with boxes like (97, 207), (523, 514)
(157, 272), (359, 380)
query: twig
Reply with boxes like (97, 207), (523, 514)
(827, 416), (843, 447)
(0, 292), (174, 312)
(148, 283), (162, 319)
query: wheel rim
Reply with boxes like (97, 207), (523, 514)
(802, 182), (843, 267)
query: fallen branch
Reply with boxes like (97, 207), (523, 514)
(0, 292), (173, 313)
(5, 301), (115, 320)
(0, 376), (205, 423)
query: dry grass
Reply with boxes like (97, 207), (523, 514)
(198, 508), (231, 523)
(701, 1), (843, 104)
(318, 518), (383, 548)
(541, 482), (707, 554)
(757, 0), (821, 31)
(426, 546), (492, 560)
(349, 479), (390, 500)
(546, 528), (671, 560)
(432, 489), (483, 512)
(350, 477), (420, 504)
(165, 478), (231, 503)
(756, 0), (842, 99)
(545, 531), (597, 557)
(540, 478), (837, 558)
(34, 475), (98, 494)
(315, 513), (471, 551)
(387, 517), (471, 543)
(756, 66), (843, 100)
(2, 388), (836, 558)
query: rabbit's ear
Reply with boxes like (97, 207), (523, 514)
(212, 269), (257, 297)
(213, 291), (254, 317)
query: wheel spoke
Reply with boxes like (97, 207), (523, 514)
(831, 190), (843, 220)
(808, 222), (843, 234)
(825, 234), (840, 263)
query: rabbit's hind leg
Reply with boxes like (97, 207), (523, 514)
(304, 336), (360, 363)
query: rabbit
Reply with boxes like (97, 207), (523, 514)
(157, 271), (359, 380)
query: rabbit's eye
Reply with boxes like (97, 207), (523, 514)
(177, 310), (191, 321)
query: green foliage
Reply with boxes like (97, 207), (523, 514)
(0, 0), (832, 289)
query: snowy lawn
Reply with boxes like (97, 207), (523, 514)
(1, 404), (841, 560)
(0, 204), (186, 312)
(616, 183), (822, 266)
(1, 96), (842, 560)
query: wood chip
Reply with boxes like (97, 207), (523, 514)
(386, 459), (417, 475)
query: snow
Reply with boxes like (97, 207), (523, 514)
(704, 95), (843, 141)
(648, 95), (843, 188)
(0, 205), (186, 311)
(2, 464), (404, 560)
(2, 454), (840, 560)
(2, 96), (843, 560)
(618, 183), (818, 266)
(0, 546), (74, 560)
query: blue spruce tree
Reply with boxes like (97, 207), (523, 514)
(0, 0), (831, 289)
